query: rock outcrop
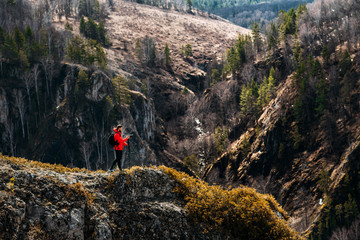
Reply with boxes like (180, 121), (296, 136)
(0, 154), (302, 240)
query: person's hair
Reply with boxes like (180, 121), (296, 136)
(117, 124), (123, 130)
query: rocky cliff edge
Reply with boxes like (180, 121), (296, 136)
(0, 153), (302, 239)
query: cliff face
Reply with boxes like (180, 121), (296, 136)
(0, 155), (302, 240)
(0, 156), (203, 240)
(22, 63), (158, 169)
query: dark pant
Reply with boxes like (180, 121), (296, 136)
(110, 150), (123, 170)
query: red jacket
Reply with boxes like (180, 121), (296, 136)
(113, 128), (128, 150)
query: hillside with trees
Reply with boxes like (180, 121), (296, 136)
(0, 0), (251, 169)
(204, 0), (360, 239)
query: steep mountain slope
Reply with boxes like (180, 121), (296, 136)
(198, 0), (360, 238)
(205, 23), (360, 240)
(0, 155), (302, 239)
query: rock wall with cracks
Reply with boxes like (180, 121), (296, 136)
(26, 63), (159, 170)
(0, 157), (222, 240)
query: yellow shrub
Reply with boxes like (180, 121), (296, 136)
(66, 182), (95, 205)
(0, 153), (89, 174)
(158, 166), (303, 239)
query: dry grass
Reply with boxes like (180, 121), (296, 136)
(105, 0), (251, 71)
(0, 153), (106, 174)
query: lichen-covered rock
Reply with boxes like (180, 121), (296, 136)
(0, 156), (212, 240)
(0, 155), (302, 239)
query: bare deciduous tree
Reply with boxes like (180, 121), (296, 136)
(22, 70), (33, 112)
(32, 64), (41, 113)
(80, 141), (93, 170)
(5, 120), (15, 156)
(14, 89), (26, 139)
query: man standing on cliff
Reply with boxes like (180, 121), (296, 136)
(109, 124), (130, 171)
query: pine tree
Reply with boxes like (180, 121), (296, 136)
(339, 51), (352, 77)
(181, 44), (193, 58)
(293, 59), (307, 124)
(214, 126), (227, 156)
(210, 69), (220, 86)
(163, 43), (171, 67)
(252, 21), (262, 53)
(93, 0), (100, 19)
(183, 154), (200, 175)
(14, 25), (25, 51)
(94, 41), (106, 69)
(321, 45), (330, 65)
(66, 36), (85, 63)
(149, 40), (156, 67)
(112, 75), (131, 104)
(2, 34), (19, 61)
(267, 21), (278, 52)
(186, 0), (192, 12)
(315, 77), (328, 118)
(257, 78), (269, 109)
(240, 79), (259, 117)
(77, 69), (90, 89)
(318, 168), (331, 195)
(80, 16), (86, 34)
(135, 39), (143, 62)
(86, 17), (98, 40)
(24, 26), (33, 43)
(293, 40), (301, 64)
(340, 72), (352, 104)
(97, 20), (106, 45)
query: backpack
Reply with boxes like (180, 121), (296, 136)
(108, 133), (118, 147)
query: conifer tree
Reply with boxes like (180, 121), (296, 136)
(252, 21), (262, 53)
(240, 79), (259, 117)
(24, 26), (33, 43)
(112, 75), (131, 104)
(339, 50), (352, 77)
(315, 77), (328, 118)
(257, 67), (276, 109)
(257, 77), (269, 109)
(97, 20), (106, 45)
(210, 69), (220, 86)
(14, 25), (25, 50)
(77, 69), (90, 90)
(293, 40), (301, 64)
(181, 44), (193, 58)
(214, 126), (227, 156)
(94, 41), (106, 69)
(186, 0), (192, 12)
(183, 154), (200, 175)
(163, 43), (171, 67)
(2, 34), (19, 61)
(80, 16), (86, 34)
(149, 40), (156, 67)
(135, 39), (143, 62)
(321, 45), (330, 65)
(267, 21), (278, 52)
(86, 17), (98, 40)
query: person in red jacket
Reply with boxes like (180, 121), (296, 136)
(109, 124), (130, 171)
